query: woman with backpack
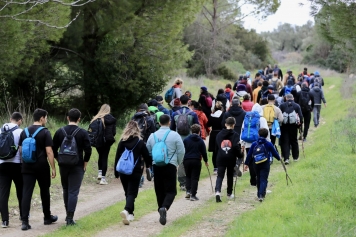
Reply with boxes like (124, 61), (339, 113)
(114, 121), (151, 225)
(168, 78), (183, 108)
(198, 86), (215, 118)
(91, 104), (117, 185)
(212, 89), (229, 112)
(241, 94), (254, 112)
(189, 101), (210, 140)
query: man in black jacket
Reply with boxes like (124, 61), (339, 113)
(279, 94), (303, 164)
(296, 83), (314, 141)
(221, 99), (246, 137)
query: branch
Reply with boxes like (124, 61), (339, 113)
(51, 46), (86, 60)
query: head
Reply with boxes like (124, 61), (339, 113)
(190, 100), (202, 111)
(301, 82), (308, 89)
(67, 108), (81, 123)
(287, 70), (292, 75)
(225, 117), (236, 129)
(257, 81), (263, 87)
(137, 103), (148, 112)
(180, 95), (189, 105)
(149, 99), (158, 107)
(262, 81), (269, 87)
(225, 84), (232, 89)
(174, 78), (183, 87)
(260, 98), (268, 105)
(314, 71), (320, 76)
(217, 89), (224, 95)
(155, 95), (164, 104)
(255, 73), (261, 79)
(243, 94), (250, 101)
(258, 128), (269, 138)
(214, 101), (224, 112)
(285, 94), (294, 101)
(231, 99), (241, 107)
(274, 64), (278, 68)
(268, 69), (273, 74)
(159, 114), (170, 126)
(267, 94), (275, 104)
(33, 108), (48, 125)
(200, 86), (208, 94)
(121, 121), (142, 141)
(245, 71), (251, 78)
(10, 112), (23, 126)
(173, 98), (181, 107)
(191, 124), (201, 135)
(184, 91), (192, 99)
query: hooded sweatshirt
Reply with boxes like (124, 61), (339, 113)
(245, 137), (281, 165)
(215, 129), (243, 167)
(239, 79), (253, 99)
(103, 114), (117, 144)
(194, 109), (210, 140)
(221, 106), (246, 136)
(310, 86), (326, 105)
(183, 134), (208, 162)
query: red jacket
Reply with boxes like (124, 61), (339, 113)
(194, 110), (210, 140)
(224, 88), (234, 101)
(241, 101), (254, 112)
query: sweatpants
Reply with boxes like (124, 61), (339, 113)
(254, 161), (270, 198)
(153, 164), (177, 211)
(313, 105), (322, 126)
(177, 163), (186, 187)
(59, 165), (84, 213)
(215, 165), (234, 195)
(0, 163), (23, 221)
(120, 171), (142, 214)
(246, 148), (257, 186)
(302, 111), (311, 139)
(96, 143), (112, 176)
(22, 172), (51, 221)
(280, 124), (299, 160)
(183, 159), (202, 196)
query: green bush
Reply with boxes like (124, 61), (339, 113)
(216, 65), (238, 80)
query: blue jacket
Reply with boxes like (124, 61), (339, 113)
(245, 137), (281, 165)
(158, 104), (170, 115)
(183, 134), (208, 162)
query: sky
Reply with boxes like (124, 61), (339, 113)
(243, 0), (314, 33)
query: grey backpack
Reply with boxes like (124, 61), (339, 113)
(174, 108), (193, 136)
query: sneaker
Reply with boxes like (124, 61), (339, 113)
(258, 197), (264, 202)
(97, 170), (102, 180)
(44, 215), (58, 225)
(266, 190), (272, 194)
(128, 214), (135, 222)
(100, 177), (108, 185)
(1, 221), (9, 228)
(120, 210), (130, 225)
(21, 221), (31, 231)
(190, 196), (199, 201)
(293, 158), (299, 162)
(216, 193), (222, 203)
(185, 192), (191, 199)
(158, 207), (167, 225)
(180, 186), (186, 191)
(227, 194), (234, 200)
(213, 168), (217, 175)
(284, 159), (289, 165)
(146, 168), (152, 181)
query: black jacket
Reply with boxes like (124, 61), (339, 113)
(296, 87), (314, 112)
(183, 134), (208, 162)
(216, 93), (228, 111)
(215, 129), (243, 167)
(222, 106), (246, 136)
(132, 111), (156, 142)
(104, 114), (117, 144)
(207, 110), (224, 152)
(199, 93), (215, 118)
(279, 100), (304, 124)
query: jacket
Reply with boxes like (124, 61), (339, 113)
(169, 86), (182, 107)
(103, 114), (117, 144)
(215, 129), (243, 167)
(239, 80), (253, 100)
(194, 109), (210, 140)
(199, 93), (215, 118)
(146, 126), (185, 167)
(245, 137), (281, 165)
(296, 87), (315, 111)
(158, 104), (170, 115)
(310, 87), (326, 105)
(132, 111), (156, 142)
(221, 106), (246, 136)
(261, 103), (284, 129)
(242, 101), (254, 112)
(279, 100), (304, 124)
(207, 110), (224, 152)
(253, 86), (262, 104)
(183, 134), (208, 162)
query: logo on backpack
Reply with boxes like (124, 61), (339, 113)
(57, 127), (81, 166)
(116, 139), (140, 175)
(0, 125), (19, 160)
(221, 140), (232, 154)
(241, 111), (260, 143)
(88, 119), (105, 148)
(165, 87), (175, 103)
(175, 108), (193, 136)
(263, 105), (275, 126)
(22, 127), (45, 163)
(253, 143), (268, 164)
(152, 130), (175, 166)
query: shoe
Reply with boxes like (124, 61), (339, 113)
(1, 221), (9, 228)
(180, 186), (186, 191)
(213, 168), (217, 175)
(128, 214), (134, 222)
(303, 138), (306, 142)
(44, 215), (58, 225)
(21, 221), (31, 231)
(284, 159), (289, 165)
(293, 158), (299, 162)
(146, 168), (152, 181)
(66, 212), (76, 226)
(258, 197), (264, 202)
(97, 170), (102, 180)
(120, 210), (130, 225)
(100, 177), (108, 185)
(185, 192), (191, 199)
(233, 171), (237, 178)
(190, 196), (199, 201)
(216, 193), (222, 203)
(158, 208), (167, 225)
(227, 194), (234, 200)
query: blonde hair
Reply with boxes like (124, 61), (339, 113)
(213, 101), (224, 113)
(121, 121), (142, 141)
(174, 78), (183, 85)
(91, 104), (111, 127)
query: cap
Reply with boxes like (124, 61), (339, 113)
(201, 86), (208, 92)
(267, 94), (275, 100)
(155, 95), (163, 102)
(173, 98), (181, 106)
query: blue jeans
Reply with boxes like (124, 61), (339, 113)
(254, 161), (270, 198)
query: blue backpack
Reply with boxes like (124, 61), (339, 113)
(165, 87), (174, 103)
(225, 91), (231, 100)
(241, 111), (260, 143)
(152, 130), (174, 166)
(253, 142), (268, 164)
(22, 127), (45, 163)
(116, 139), (140, 175)
(284, 85), (293, 95)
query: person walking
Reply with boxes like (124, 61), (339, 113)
(18, 109), (57, 231)
(198, 87), (215, 118)
(189, 100), (210, 141)
(0, 112), (23, 228)
(297, 83), (315, 141)
(241, 94), (254, 112)
(221, 99), (246, 137)
(253, 81), (262, 104)
(310, 82), (326, 128)
(114, 121), (151, 225)
(213, 89), (230, 112)
(169, 78), (184, 108)
(146, 115), (185, 225)
(52, 108), (92, 226)
(155, 96), (170, 115)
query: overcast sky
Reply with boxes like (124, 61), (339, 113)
(243, 0), (314, 33)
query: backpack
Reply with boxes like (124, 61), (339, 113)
(57, 127), (81, 166)
(253, 142), (268, 164)
(282, 102), (299, 125)
(133, 113), (148, 137)
(298, 91), (311, 112)
(152, 130), (175, 166)
(225, 91), (231, 101)
(241, 111), (260, 143)
(261, 90), (269, 100)
(287, 75), (295, 85)
(263, 104), (275, 126)
(21, 127), (45, 163)
(88, 119), (105, 148)
(315, 77), (323, 86)
(284, 85), (294, 96)
(116, 139), (140, 175)
(204, 95), (213, 107)
(149, 110), (164, 130)
(165, 87), (174, 103)
(174, 108), (193, 136)
(0, 125), (19, 160)
(271, 79), (278, 91)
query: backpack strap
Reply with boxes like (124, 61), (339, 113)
(32, 127), (45, 138)
(2, 125), (18, 133)
(24, 128), (30, 138)
(161, 130), (171, 142)
(130, 138), (141, 151)
(71, 127), (81, 137)
(176, 110), (182, 115)
(60, 127), (68, 136)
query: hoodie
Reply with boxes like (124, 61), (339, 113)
(239, 80), (253, 99)
(257, 85), (268, 103)
(310, 86), (326, 105)
(183, 134), (208, 162)
(215, 129), (243, 167)
(194, 109), (210, 140)
(245, 137), (280, 165)
(132, 111), (156, 142)
(221, 106), (246, 136)
(103, 114), (117, 144)
(216, 93), (228, 111)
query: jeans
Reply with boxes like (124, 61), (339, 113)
(183, 159), (202, 196)
(246, 148), (257, 186)
(313, 105), (321, 126)
(153, 164), (177, 211)
(302, 111), (311, 138)
(215, 165), (234, 195)
(280, 124), (299, 160)
(177, 163), (186, 187)
(254, 161), (270, 198)
(120, 171), (142, 214)
(96, 143), (112, 176)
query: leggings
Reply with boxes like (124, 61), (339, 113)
(96, 143), (112, 176)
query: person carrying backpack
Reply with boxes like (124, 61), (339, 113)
(168, 78), (183, 108)
(244, 128), (281, 202)
(114, 121), (151, 225)
(279, 94), (303, 164)
(215, 117), (244, 202)
(148, 99), (164, 130)
(256, 81), (269, 104)
(310, 71), (324, 88)
(90, 104), (117, 185)
(198, 86), (215, 118)
(234, 84), (249, 103)
(241, 94), (254, 112)
(296, 83), (315, 141)
(253, 81), (263, 104)
(52, 108), (92, 226)
(146, 115), (185, 225)
(213, 89), (230, 112)
(310, 82), (326, 128)
(224, 84), (234, 102)
(155, 96), (170, 115)
(273, 64), (283, 80)
(0, 112), (23, 228)
(279, 79), (297, 99)
(189, 101), (210, 140)
(283, 70), (296, 86)
(221, 99), (246, 137)
(252, 73), (263, 91)
(238, 76), (253, 101)
(269, 72), (283, 93)
(183, 124), (208, 201)
(18, 109), (57, 231)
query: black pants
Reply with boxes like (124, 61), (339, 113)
(120, 171), (141, 214)
(254, 160), (270, 198)
(153, 164), (177, 211)
(96, 143), (112, 176)
(60, 165), (84, 213)
(281, 124), (299, 160)
(269, 129), (276, 145)
(0, 163), (23, 221)
(22, 172), (51, 220)
(246, 148), (257, 186)
(183, 159), (202, 196)
(215, 165), (234, 195)
(212, 151), (217, 169)
(302, 111), (311, 139)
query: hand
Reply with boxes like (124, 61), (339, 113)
(205, 162), (209, 167)
(324, 103), (327, 108)
(243, 165), (249, 172)
(83, 167), (86, 172)
(51, 169), (56, 179)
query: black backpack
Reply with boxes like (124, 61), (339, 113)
(287, 75), (295, 85)
(88, 119), (105, 148)
(299, 91), (311, 112)
(58, 127), (81, 166)
(0, 125), (19, 160)
(133, 112), (148, 138)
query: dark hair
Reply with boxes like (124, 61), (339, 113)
(33, 108), (48, 122)
(225, 117), (236, 126)
(258, 128), (269, 138)
(217, 89), (224, 95)
(260, 98), (268, 105)
(268, 69), (273, 73)
(243, 94), (250, 101)
(257, 81), (263, 86)
(137, 103), (148, 111)
(190, 100), (202, 111)
(225, 84), (232, 89)
(191, 124), (201, 134)
(11, 112), (23, 122)
(180, 95), (189, 104)
(262, 81), (269, 87)
(159, 114), (170, 125)
(256, 73), (261, 77)
(68, 108), (81, 122)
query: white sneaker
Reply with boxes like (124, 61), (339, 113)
(100, 177), (108, 185)
(227, 194), (234, 200)
(128, 214), (134, 222)
(97, 171), (102, 180)
(120, 210), (129, 225)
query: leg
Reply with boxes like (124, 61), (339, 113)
(161, 164), (177, 211)
(289, 126), (299, 160)
(303, 111), (311, 139)
(215, 166), (226, 193)
(313, 106), (318, 126)
(12, 165), (23, 219)
(21, 174), (36, 221)
(226, 165), (234, 195)
(183, 160), (192, 193)
(100, 144), (112, 177)
(177, 163), (186, 189)
(212, 151), (217, 169)
(153, 165), (165, 210)
(190, 160), (202, 196)
(254, 163), (261, 198)
(67, 166), (84, 213)
(269, 129), (276, 145)
(96, 147), (103, 172)
(316, 105), (321, 124)
(124, 172), (141, 214)
(248, 149), (257, 186)
(60, 167), (70, 212)
(0, 171), (12, 221)
(281, 126), (291, 161)
(36, 172), (52, 219)
(258, 161), (270, 198)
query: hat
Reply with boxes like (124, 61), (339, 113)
(267, 94), (275, 101)
(201, 86), (208, 92)
(245, 71), (251, 77)
(267, 85), (274, 90)
(173, 98), (181, 106)
(314, 71), (320, 76)
(155, 95), (163, 102)
(237, 84), (246, 92)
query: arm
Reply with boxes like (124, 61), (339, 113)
(170, 112), (177, 131)
(52, 130), (60, 159)
(141, 141), (152, 168)
(82, 131), (92, 170)
(296, 104), (303, 124)
(46, 147), (56, 179)
(321, 90), (326, 104)
(276, 107), (284, 123)
(266, 142), (280, 160)
(233, 81), (238, 91)
(200, 140), (208, 164)
(192, 113), (199, 125)
(176, 135), (185, 165)
(279, 88), (284, 97)
(310, 93), (315, 110)
(244, 143), (255, 166)
(257, 91), (261, 104)
(146, 134), (154, 156)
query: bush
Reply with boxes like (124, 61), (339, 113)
(215, 65), (238, 80)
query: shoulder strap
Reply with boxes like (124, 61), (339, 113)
(162, 130), (171, 142)
(71, 127), (81, 137)
(4, 125), (19, 133)
(32, 127), (45, 138)
(130, 138), (141, 151)
(25, 128), (30, 138)
(153, 133), (158, 143)
(176, 110), (182, 115)
(61, 127), (68, 136)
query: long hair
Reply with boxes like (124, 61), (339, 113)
(121, 121), (142, 141)
(91, 104), (111, 127)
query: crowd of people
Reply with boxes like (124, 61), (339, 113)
(0, 66), (327, 231)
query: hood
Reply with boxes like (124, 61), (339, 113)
(189, 133), (201, 141)
(211, 110), (223, 118)
(104, 114), (116, 125)
(148, 106), (159, 113)
(312, 87), (321, 92)
(257, 137), (267, 144)
(301, 87), (310, 92)
(121, 136), (140, 149)
(251, 104), (263, 116)
(217, 93), (227, 101)
(228, 106), (245, 116)
(218, 129), (236, 139)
